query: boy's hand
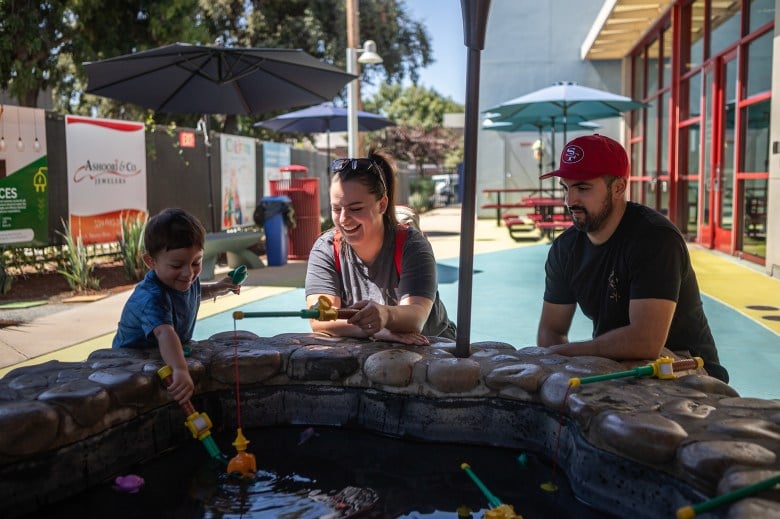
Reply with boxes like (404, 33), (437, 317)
(218, 276), (242, 295)
(169, 367), (195, 404)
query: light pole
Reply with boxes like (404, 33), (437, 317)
(346, 40), (382, 158)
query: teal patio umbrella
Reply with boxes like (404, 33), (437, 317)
(484, 81), (646, 145)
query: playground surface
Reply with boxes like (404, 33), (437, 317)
(0, 206), (778, 398)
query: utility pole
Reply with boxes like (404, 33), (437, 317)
(346, 0), (364, 157)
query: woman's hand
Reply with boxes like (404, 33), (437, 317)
(372, 328), (430, 346)
(347, 300), (390, 335)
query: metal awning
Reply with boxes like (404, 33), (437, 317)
(582, 0), (740, 61)
(581, 0), (674, 60)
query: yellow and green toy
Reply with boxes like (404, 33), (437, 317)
(460, 463), (523, 519)
(569, 357), (704, 387)
(233, 295), (358, 321)
(677, 473), (780, 519)
(157, 365), (225, 463)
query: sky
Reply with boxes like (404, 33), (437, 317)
(405, 0), (467, 105)
(361, 0), (467, 105)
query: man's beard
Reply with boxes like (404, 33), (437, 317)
(569, 188), (613, 233)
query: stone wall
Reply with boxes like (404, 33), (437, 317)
(0, 331), (779, 518)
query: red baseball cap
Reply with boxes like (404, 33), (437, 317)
(539, 134), (629, 180)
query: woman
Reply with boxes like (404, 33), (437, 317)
(305, 149), (456, 345)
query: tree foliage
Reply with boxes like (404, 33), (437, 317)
(0, 0), (461, 169)
(0, 1), (73, 106)
(1, 0), (433, 131)
(364, 84), (464, 171)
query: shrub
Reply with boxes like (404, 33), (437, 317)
(119, 213), (147, 281)
(56, 219), (100, 292)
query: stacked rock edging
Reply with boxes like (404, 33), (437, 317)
(0, 331), (778, 518)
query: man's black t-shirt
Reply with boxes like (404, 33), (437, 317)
(544, 202), (728, 382)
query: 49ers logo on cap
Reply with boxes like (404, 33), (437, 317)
(562, 145), (584, 164)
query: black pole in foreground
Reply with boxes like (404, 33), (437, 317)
(455, 0), (491, 358)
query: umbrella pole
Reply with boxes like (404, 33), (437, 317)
(537, 126), (543, 192)
(549, 117), (556, 197)
(326, 129), (331, 171)
(200, 116), (218, 232)
(455, 0), (491, 358)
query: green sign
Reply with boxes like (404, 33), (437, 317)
(0, 156), (48, 246)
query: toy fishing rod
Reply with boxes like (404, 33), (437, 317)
(460, 463), (523, 519)
(677, 473), (780, 519)
(157, 365), (226, 464)
(233, 295), (358, 321)
(569, 357), (703, 387)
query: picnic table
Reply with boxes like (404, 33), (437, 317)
(481, 188), (554, 226)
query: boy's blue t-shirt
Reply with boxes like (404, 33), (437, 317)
(112, 270), (201, 349)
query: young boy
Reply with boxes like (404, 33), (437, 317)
(112, 208), (240, 404)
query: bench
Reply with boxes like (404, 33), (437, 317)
(501, 213), (539, 242)
(202, 231), (264, 281)
(535, 220), (574, 239)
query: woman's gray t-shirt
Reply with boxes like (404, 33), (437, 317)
(305, 226), (455, 339)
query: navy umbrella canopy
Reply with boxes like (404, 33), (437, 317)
(83, 42), (356, 115)
(255, 103), (395, 133)
(83, 42), (356, 232)
(255, 103), (395, 164)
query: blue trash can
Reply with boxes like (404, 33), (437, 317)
(256, 196), (292, 266)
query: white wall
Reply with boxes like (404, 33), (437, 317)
(475, 0), (624, 217)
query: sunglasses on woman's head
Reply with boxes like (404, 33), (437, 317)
(331, 158), (386, 193)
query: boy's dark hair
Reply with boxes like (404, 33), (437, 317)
(144, 208), (206, 257)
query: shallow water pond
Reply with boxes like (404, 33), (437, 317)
(37, 426), (613, 518)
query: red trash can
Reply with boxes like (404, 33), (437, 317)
(269, 166), (320, 260)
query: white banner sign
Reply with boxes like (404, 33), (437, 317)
(220, 134), (256, 230)
(65, 116), (147, 244)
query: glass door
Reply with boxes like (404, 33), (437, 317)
(714, 51), (737, 252)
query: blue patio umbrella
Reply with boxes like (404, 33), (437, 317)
(255, 103), (395, 163)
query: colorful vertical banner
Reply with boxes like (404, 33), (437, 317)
(220, 134), (257, 230)
(262, 141), (291, 196)
(65, 116), (147, 244)
(0, 106), (49, 246)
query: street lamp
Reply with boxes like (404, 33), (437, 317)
(346, 40), (383, 158)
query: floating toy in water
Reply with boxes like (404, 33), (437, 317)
(227, 428), (256, 478)
(114, 474), (144, 493)
(460, 463), (523, 518)
(516, 453), (528, 468)
(298, 426), (319, 446)
(569, 357), (704, 387)
(157, 365), (226, 464)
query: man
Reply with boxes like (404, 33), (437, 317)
(536, 134), (729, 382)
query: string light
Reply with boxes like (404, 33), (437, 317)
(16, 107), (24, 152)
(33, 111), (41, 152)
(0, 105), (6, 152)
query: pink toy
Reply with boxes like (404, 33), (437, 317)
(114, 474), (145, 493)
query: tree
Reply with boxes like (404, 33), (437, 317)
(364, 84), (463, 171)
(1, 0), (433, 135)
(0, 1), (73, 107)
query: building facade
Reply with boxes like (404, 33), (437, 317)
(477, 0), (778, 276)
